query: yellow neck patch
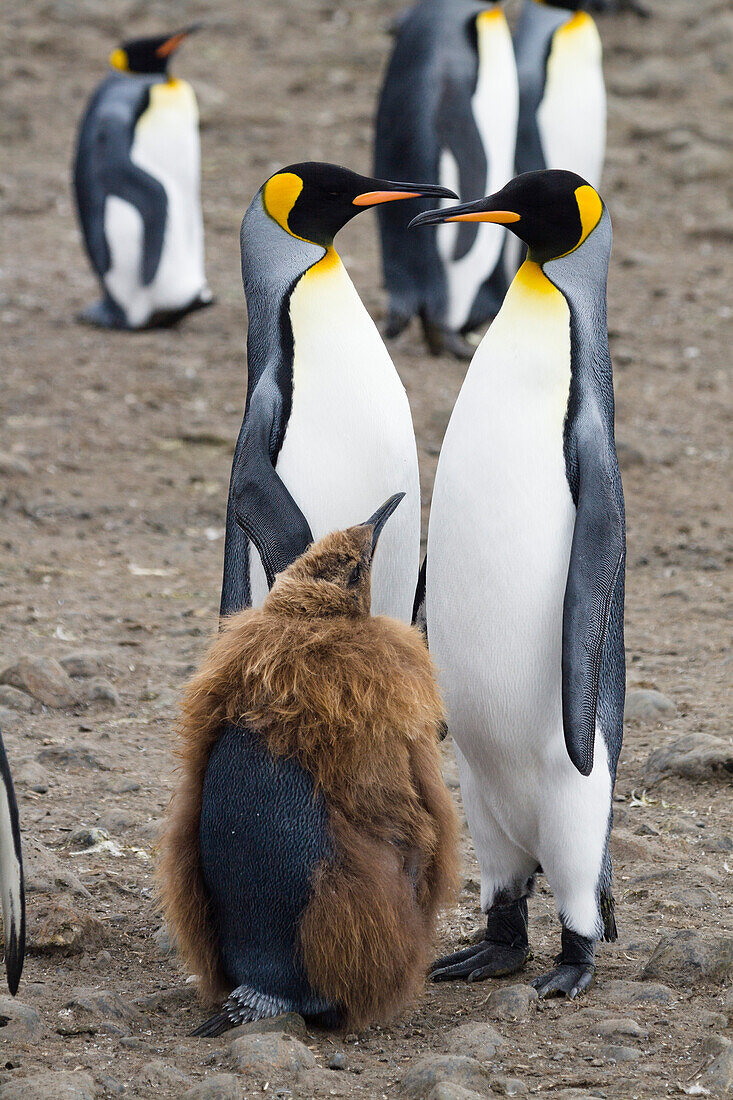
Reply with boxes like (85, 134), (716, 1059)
(263, 172), (304, 236)
(476, 6), (504, 28)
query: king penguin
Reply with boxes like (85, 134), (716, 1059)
(0, 729), (25, 996)
(410, 170), (625, 997)
(160, 496), (457, 1033)
(73, 27), (212, 329)
(507, 1), (606, 278)
(374, 0), (518, 359)
(219, 162), (455, 620)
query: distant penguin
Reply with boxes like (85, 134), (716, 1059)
(0, 730), (25, 996)
(509, 1), (606, 276)
(410, 170), (625, 997)
(375, 1), (518, 359)
(219, 162), (455, 620)
(160, 495), (458, 1033)
(73, 27), (212, 329)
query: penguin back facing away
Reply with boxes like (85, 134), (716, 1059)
(159, 495), (458, 1033)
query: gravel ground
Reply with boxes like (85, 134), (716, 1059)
(1, 0), (732, 1097)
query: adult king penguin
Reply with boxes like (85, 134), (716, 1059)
(507, 1), (606, 277)
(73, 28), (212, 329)
(219, 162), (455, 619)
(160, 496), (457, 1033)
(374, 0), (518, 359)
(0, 730), (25, 996)
(410, 170), (625, 997)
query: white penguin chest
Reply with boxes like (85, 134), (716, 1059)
(537, 12), (606, 187)
(427, 261), (576, 739)
(437, 8), (518, 330)
(267, 251), (421, 620)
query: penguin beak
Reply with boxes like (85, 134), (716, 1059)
(409, 197), (521, 227)
(353, 181), (458, 207)
(360, 493), (405, 554)
(156, 25), (201, 58)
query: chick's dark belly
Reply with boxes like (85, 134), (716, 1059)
(200, 722), (334, 1012)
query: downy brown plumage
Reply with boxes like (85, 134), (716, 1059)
(159, 495), (458, 1030)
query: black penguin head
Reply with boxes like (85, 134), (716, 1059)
(409, 170), (605, 265)
(110, 26), (199, 75)
(260, 163), (456, 248)
(265, 494), (405, 619)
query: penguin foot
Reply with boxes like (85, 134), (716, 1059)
(430, 941), (530, 982)
(430, 896), (530, 982)
(77, 296), (128, 330)
(382, 308), (412, 340)
(420, 318), (475, 361)
(532, 926), (596, 1000)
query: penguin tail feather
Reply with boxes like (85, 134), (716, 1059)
(190, 985), (292, 1038)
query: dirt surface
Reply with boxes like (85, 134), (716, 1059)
(1, 0), (732, 1097)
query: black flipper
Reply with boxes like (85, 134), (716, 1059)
(191, 984), (292, 1037)
(0, 730), (24, 996)
(226, 375), (313, 599)
(562, 420), (624, 776)
(94, 113), (168, 286)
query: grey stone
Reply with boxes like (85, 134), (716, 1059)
(0, 997), (43, 1041)
(400, 1054), (491, 1097)
(0, 1072), (97, 1100)
(702, 1035), (732, 1058)
(65, 826), (120, 855)
(230, 1033), (316, 1076)
(84, 677), (119, 705)
(599, 1044), (640, 1063)
(135, 1061), (191, 1089)
(328, 1051), (347, 1070)
(0, 708), (22, 735)
(59, 651), (111, 679)
(699, 1043), (733, 1096)
(14, 764), (50, 794)
(0, 657), (80, 708)
(60, 987), (145, 1037)
(699, 1011), (729, 1029)
(23, 836), (91, 898)
(553, 1093), (606, 1100)
(596, 1017), (648, 1040)
(153, 924), (176, 957)
(135, 986), (196, 1013)
(428, 1085), (485, 1100)
(486, 983), (538, 1020)
(625, 688), (676, 722)
(36, 743), (106, 769)
(0, 453), (32, 476)
(0, 686), (37, 713)
(444, 1021), (503, 1060)
(641, 930), (733, 985)
(645, 733), (733, 784)
(489, 1077), (528, 1096)
(228, 1012), (307, 1040)
(27, 900), (109, 956)
(183, 1077), (240, 1100)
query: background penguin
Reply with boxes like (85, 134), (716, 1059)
(73, 27), (212, 329)
(159, 495), (458, 1033)
(508, 1), (606, 277)
(219, 161), (455, 620)
(0, 729), (25, 996)
(375, 0), (518, 359)
(410, 170), (625, 997)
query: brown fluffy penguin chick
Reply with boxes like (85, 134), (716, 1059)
(159, 494), (459, 1032)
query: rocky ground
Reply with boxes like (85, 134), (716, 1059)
(1, 0), (732, 1097)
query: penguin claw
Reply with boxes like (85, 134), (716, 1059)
(430, 942), (530, 983)
(531, 963), (595, 1000)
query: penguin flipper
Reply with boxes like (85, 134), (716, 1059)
(562, 427), (624, 777)
(95, 115), (168, 287)
(191, 985), (292, 1038)
(0, 731), (25, 995)
(229, 377), (313, 589)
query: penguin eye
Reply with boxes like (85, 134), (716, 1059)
(348, 563), (361, 587)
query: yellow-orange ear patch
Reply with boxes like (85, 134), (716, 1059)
(110, 48), (129, 71)
(574, 185), (603, 250)
(263, 172), (304, 235)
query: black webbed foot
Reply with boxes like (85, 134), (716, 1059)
(420, 317), (475, 361)
(430, 896), (530, 983)
(382, 308), (412, 340)
(78, 295), (127, 330)
(532, 926), (596, 1000)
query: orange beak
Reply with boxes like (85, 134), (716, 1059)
(353, 191), (422, 206)
(444, 210), (521, 224)
(156, 25), (200, 58)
